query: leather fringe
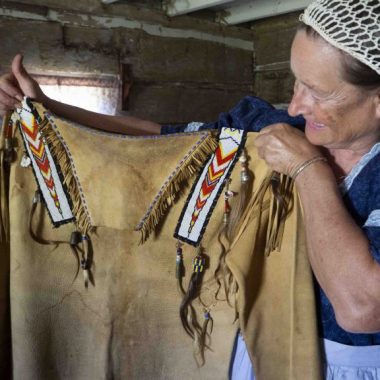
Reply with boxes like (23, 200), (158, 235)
(266, 172), (294, 255)
(0, 113), (12, 242)
(136, 132), (218, 243)
(193, 310), (213, 367)
(29, 192), (93, 287)
(214, 154), (253, 309)
(37, 109), (93, 236)
(230, 170), (294, 255)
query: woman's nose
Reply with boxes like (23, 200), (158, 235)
(288, 93), (301, 117)
(288, 82), (310, 117)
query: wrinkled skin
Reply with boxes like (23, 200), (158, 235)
(255, 29), (380, 335)
(254, 123), (321, 177)
(254, 30), (380, 178)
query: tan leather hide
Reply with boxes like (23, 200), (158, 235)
(2, 109), (322, 379)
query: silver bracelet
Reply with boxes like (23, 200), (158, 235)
(291, 156), (328, 180)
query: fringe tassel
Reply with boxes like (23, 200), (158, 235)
(0, 117), (6, 243)
(230, 171), (293, 255)
(229, 173), (271, 251)
(179, 246), (206, 336)
(28, 189), (72, 246)
(0, 113), (14, 242)
(180, 272), (203, 338)
(81, 234), (94, 288)
(69, 231), (82, 283)
(176, 241), (186, 295)
(69, 231), (94, 287)
(214, 149), (252, 306)
(227, 149), (252, 241)
(14, 101), (93, 288)
(265, 172), (294, 255)
(214, 180), (237, 305)
(193, 310), (214, 367)
(214, 226), (232, 302)
(136, 132), (218, 243)
(179, 246), (215, 367)
(38, 117), (93, 236)
(29, 190), (93, 288)
(29, 190), (55, 246)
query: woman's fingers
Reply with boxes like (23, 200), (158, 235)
(254, 124), (321, 175)
(0, 54), (43, 116)
(0, 72), (24, 116)
(0, 86), (20, 110)
(0, 71), (24, 117)
(11, 54), (30, 91)
(11, 54), (26, 83)
(11, 54), (42, 100)
(0, 73), (23, 100)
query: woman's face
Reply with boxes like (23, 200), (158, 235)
(288, 30), (380, 152)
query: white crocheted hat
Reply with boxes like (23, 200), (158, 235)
(300, 0), (380, 75)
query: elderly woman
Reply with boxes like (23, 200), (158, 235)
(1, 0), (380, 378)
(233, 1), (380, 379)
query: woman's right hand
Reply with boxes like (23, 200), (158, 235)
(0, 54), (47, 116)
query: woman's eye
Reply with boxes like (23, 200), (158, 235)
(311, 91), (327, 101)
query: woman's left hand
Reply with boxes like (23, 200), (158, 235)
(254, 123), (322, 176)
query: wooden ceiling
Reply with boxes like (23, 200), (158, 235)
(101, 0), (312, 24)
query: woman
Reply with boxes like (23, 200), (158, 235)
(233, 0), (380, 379)
(1, 0), (380, 378)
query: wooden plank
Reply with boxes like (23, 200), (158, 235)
(221, 0), (312, 24)
(166, 0), (233, 16)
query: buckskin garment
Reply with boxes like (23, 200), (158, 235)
(0, 101), (322, 380)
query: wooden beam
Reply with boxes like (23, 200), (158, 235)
(221, 0), (312, 24)
(166, 0), (234, 17)
(101, 0), (120, 4)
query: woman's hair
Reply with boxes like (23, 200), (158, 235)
(298, 23), (380, 90)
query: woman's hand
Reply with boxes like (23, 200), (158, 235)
(254, 123), (322, 177)
(0, 54), (47, 116)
